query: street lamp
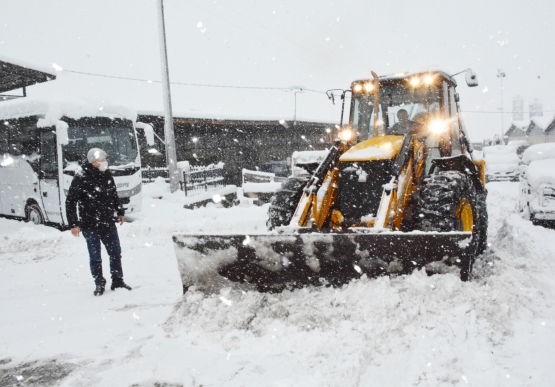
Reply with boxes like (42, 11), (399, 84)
(497, 69), (506, 143)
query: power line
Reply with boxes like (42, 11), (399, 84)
(63, 69), (326, 93)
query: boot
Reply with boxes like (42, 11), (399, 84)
(111, 279), (132, 291)
(94, 284), (105, 296)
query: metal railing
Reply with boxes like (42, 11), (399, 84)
(142, 167), (169, 184)
(142, 164), (226, 197)
(242, 168), (287, 184)
(181, 164), (225, 196)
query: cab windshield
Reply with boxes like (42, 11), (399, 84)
(62, 121), (138, 168)
(351, 81), (441, 140)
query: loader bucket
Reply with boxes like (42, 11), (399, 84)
(172, 231), (474, 293)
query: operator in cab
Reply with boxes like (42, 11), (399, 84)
(66, 148), (132, 296)
(387, 109), (421, 135)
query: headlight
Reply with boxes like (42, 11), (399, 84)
(353, 84), (362, 92)
(429, 120), (449, 133)
(424, 75), (435, 84)
(339, 129), (354, 142)
(363, 82), (374, 92)
(410, 77), (420, 86)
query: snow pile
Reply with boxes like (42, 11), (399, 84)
(242, 182), (282, 193)
(142, 177), (236, 205)
(521, 143), (555, 164)
(291, 150), (329, 164)
(165, 246), (544, 385)
(483, 145), (520, 175)
(1, 181), (555, 385)
(525, 158), (555, 190)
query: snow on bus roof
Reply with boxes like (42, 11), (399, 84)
(0, 97), (136, 122)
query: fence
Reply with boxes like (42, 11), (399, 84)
(142, 163), (226, 197)
(181, 163), (225, 197)
(242, 168), (287, 185)
(142, 167), (169, 184)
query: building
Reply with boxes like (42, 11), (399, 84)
(0, 55), (56, 99)
(529, 98), (543, 119)
(136, 114), (334, 186)
(512, 96), (524, 121)
(504, 120), (529, 143)
(526, 115), (555, 144)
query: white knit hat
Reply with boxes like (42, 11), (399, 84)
(87, 148), (107, 163)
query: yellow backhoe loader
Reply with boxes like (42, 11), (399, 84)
(173, 69), (487, 293)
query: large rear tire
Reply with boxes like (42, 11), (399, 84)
(267, 176), (309, 230)
(416, 171), (486, 281)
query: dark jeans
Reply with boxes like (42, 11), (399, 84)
(82, 225), (123, 286)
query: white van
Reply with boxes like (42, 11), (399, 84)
(0, 98), (153, 227)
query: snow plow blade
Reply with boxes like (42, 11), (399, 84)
(172, 231), (474, 293)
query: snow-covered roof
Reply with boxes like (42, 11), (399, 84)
(511, 120), (530, 129)
(0, 97), (137, 122)
(0, 54), (56, 77)
(531, 115), (555, 131)
(521, 143), (555, 165)
(0, 54), (56, 94)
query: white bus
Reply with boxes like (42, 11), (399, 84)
(0, 98), (154, 227)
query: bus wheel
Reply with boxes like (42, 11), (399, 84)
(26, 203), (45, 225)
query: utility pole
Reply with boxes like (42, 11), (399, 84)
(497, 69), (506, 143)
(292, 87), (304, 125)
(156, 0), (179, 192)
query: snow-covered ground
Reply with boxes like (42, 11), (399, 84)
(1, 181), (555, 386)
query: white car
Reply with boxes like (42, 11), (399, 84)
(483, 144), (520, 182)
(518, 143), (555, 224)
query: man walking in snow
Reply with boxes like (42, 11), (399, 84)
(66, 148), (132, 296)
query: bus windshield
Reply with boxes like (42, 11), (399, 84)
(351, 82), (441, 140)
(63, 125), (138, 168)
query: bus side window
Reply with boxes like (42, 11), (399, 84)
(40, 131), (58, 179)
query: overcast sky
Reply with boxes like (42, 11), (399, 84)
(1, 0), (554, 141)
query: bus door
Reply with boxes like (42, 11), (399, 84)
(39, 130), (63, 224)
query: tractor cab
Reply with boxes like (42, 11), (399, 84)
(345, 71), (471, 168)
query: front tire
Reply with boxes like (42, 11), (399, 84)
(416, 171), (486, 281)
(26, 203), (45, 225)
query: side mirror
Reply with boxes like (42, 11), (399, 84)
(465, 69), (478, 87)
(454, 93), (460, 103)
(134, 122), (155, 146)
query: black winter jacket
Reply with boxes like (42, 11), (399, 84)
(65, 163), (125, 230)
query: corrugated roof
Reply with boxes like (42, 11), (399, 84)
(0, 55), (56, 94)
